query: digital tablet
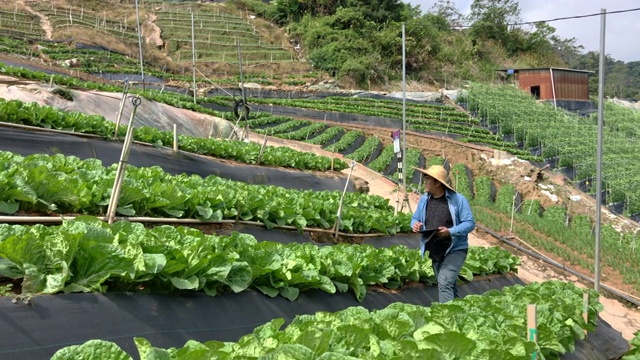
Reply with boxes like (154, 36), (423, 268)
(419, 227), (439, 235)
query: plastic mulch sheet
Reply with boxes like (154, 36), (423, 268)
(0, 126), (354, 192)
(0, 274), (627, 360)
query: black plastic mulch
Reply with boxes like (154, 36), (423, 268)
(0, 126), (355, 192)
(363, 140), (383, 166)
(319, 129), (345, 150)
(339, 134), (366, 156)
(0, 274), (627, 360)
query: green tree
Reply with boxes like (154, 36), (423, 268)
(550, 35), (584, 66)
(429, 0), (466, 27)
(468, 0), (521, 54)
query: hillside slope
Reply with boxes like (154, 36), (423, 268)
(0, 71), (638, 341)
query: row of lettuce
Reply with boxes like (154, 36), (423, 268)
(3, 150), (640, 285)
(0, 97), (348, 171)
(0, 151), (396, 233)
(0, 216), (518, 300)
(3, 149), (639, 287)
(48, 280), (602, 359)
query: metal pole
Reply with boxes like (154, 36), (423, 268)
(113, 80), (130, 139)
(550, 68), (557, 109)
(135, 0), (145, 91)
(191, 12), (197, 104)
(594, 8), (606, 293)
(237, 41), (246, 106)
(401, 24), (407, 197)
(106, 96), (142, 224)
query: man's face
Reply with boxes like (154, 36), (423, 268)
(424, 175), (440, 195)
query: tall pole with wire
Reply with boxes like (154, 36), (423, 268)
(400, 24), (411, 213)
(135, 0), (145, 91)
(594, 8), (606, 293)
(402, 24), (407, 194)
(191, 11), (197, 104)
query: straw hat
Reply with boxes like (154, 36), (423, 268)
(415, 165), (455, 192)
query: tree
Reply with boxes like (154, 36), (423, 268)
(429, 0), (465, 28)
(468, 0), (522, 54)
(550, 35), (584, 67)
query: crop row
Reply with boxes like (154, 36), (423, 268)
(207, 95), (532, 155)
(0, 216), (518, 299)
(0, 151), (405, 234)
(155, 10), (247, 25)
(465, 83), (640, 214)
(157, 22), (256, 36)
(470, 174), (640, 291)
(176, 49), (294, 63)
(0, 97), (346, 172)
(49, 280), (601, 359)
(242, 96), (477, 124)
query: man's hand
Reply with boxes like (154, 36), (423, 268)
(437, 226), (450, 237)
(412, 222), (423, 233)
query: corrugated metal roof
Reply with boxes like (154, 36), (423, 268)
(496, 67), (595, 74)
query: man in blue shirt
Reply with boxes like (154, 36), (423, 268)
(411, 165), (476, 303)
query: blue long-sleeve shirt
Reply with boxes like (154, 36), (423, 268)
(410, 189), (476, 258)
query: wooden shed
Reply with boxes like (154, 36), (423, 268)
(497, 68), (593, 101)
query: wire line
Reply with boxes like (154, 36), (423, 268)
(454, 7), (640, 28)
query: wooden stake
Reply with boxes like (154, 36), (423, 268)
(583, 292), (589, 336)
(173, 124), (178, 152)
(256, 132), (268, 165)
(527, 304), (538, 360)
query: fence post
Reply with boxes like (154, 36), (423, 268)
(527, 304), (538, 360)
(256, 132), (268, 165)
(173, 124), (178, 152)
(583, 292), (589, 336)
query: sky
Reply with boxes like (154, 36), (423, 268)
(404, 0), (640, 63)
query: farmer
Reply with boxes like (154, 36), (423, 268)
(411, 165), (475, 303)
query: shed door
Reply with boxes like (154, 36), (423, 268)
(530, 85), (541, 99)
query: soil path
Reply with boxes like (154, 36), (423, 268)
(145, 13), (163, 47)
(18, 1), (53, 40)
(248, 130), (640, 342)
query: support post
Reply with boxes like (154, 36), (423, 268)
(595, 8), (607, 293)
(583, 292), (589, 336)
(527, 304), (538, 360)
(256, 132), (268, 165)
(135, 0), (145, 92)
(173, 124), (178, 152)
(191, 11), (197, 104)
(106, 96), (142, 224)
(334, 161), (356, 238)
(114, 80), (130, 139)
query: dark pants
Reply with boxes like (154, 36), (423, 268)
(432, 249), (468, 303)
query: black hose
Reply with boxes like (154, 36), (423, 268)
(476, 224), (640, 307)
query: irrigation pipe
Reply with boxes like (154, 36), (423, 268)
(477, 223), (640, 307)
(0, 216), (387, 238)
